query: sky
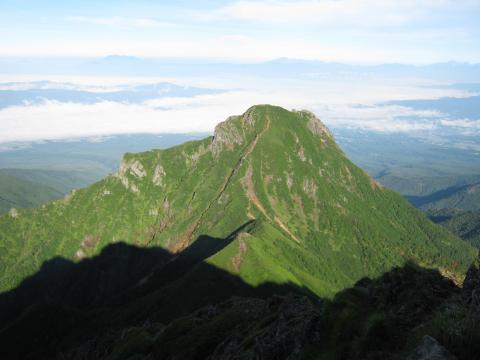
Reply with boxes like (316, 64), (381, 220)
(1, 0), (480, 64)
(0, 1), (479, 144)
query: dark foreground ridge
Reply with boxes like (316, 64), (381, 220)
(1, 238), (479, 360)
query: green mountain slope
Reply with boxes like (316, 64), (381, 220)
(428, 208), (480, 248)
(0, 171), (63, 214)
(0, 105), (475, 294)
(334, 128), (480, 198)
(0, 168), (105, 215)
(0, 134), (201, 215)
(0, 168), (102, 194)
(409, 182), (480, 211)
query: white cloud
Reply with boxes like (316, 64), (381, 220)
(440, 118), (480, 129)
(65, 16), (171, 28)
(0, 75), (474, 143)
(217, 0), (465, 27)
(0, 80), (127, 92)
(0, 90), (304, 143)
(0, 91), (447, 143)
(0, 99), (215, 142)
(315, 104), (439, 132)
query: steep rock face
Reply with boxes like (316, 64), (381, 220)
(114, 158), (147, 193)
(299, 109), (333, 139)
(0, 105), (475, 296)
(152, 164), (166, 186)
(211, 115), (244, 157)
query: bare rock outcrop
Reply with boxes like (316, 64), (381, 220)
(152, 164), (166, 186)
(211, 116), (244, 157)
(8, 208), (18, 219)
(295, 110), (332, 138)
(114, 158), (146, 193)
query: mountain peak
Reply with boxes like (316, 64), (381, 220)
(211, 105), (332, 157)
(294, 108), (333, 139)
(0, 104), (475, 300)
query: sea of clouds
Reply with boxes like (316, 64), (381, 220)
(0, 74), (477, 144)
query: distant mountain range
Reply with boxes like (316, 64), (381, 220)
(0, 81), (223, 109)
(387, 95), (480, 120)
(2, 56), (480, 81)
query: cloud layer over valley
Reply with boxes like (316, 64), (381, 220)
(0, 76), (478, 144)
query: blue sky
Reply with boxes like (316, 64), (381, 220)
(1, 0), (480, 63)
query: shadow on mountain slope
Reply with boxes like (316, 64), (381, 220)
(0, 231), (479, 359)
(0, 222), (317, 359)
(407, 181), (480, 209)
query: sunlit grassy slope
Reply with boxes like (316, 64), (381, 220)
(428, 208), (480, 249)
(0, 105), (475, 294)
(0, 171), (63, 214)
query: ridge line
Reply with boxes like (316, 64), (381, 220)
(173, 116), (271, 252)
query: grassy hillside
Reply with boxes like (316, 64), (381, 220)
(0, 105), (475, 295)
(0, 134), (202, 214)
(428, 208), (480, 248)
(0, 171), (62, 214)
(0, 168), (109, 215)
(0, 168), (100, 194)
(334, 128), (480, 198)
(409, 182), (480, 211)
